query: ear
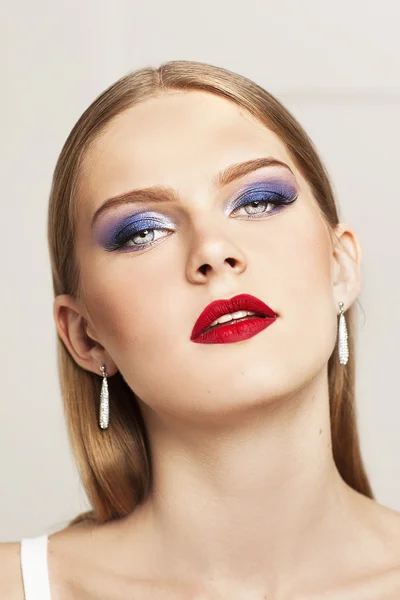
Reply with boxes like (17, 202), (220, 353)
(53, 295), (118, 377)
(331, 223), (362, 311)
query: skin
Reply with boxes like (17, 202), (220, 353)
(31, 91), (400, 598)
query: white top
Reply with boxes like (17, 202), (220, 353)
(20, 535), (51, 600)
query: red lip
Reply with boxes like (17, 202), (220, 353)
(190, 293), (278, 343)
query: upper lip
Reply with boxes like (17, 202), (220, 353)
(190, 293), (278, 340)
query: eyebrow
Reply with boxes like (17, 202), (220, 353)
(91, 157), (294, 228)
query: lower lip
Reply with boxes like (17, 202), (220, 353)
(192, 316), (277, 344)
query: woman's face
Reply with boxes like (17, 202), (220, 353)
(68, 90), (357, 422)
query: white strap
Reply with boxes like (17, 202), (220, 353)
(20, 535), (51, 600)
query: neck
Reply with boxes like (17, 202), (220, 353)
(128, 370), (364, 597)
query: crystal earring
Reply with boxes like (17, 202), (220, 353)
(99, 365), (109, 429)
(338, 301), (349, 365)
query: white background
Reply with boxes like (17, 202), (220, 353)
(1, 0), (400, 541)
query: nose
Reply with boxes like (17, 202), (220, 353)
(185, 225), (247, 284)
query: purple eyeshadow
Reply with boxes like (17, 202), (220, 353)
(94, 174), (299, 252)
(95, 211), (174, 250)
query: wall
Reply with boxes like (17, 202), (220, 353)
(1, 0), (399, 540)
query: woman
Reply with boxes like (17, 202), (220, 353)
(3, 60), (400, 599)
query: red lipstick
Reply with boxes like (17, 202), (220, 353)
(191, 293), (278, 344)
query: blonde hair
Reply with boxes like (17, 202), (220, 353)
(47, 60), (373, 528)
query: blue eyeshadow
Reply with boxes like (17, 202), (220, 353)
(95, 175), (299, 252)
(232, 178), (297, 202)
(96, 211), (174, 249)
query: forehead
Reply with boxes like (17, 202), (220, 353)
(79, 91), (296, 213)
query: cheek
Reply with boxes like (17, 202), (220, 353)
(79, 252), (182, 357)
(270, 208), (338, 370)
(277, 214), (333, 298)
(246, 202), (334, 310)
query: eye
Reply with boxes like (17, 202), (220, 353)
(232, 199), (275, 216)
(124, 228), (168, 247)
(104, 220), (173, 252)
(231, 190), (296, 219)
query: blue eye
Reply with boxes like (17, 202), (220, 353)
(120, 226), (169, 248)
(231, 189), (297, 219)
(103, 219), (172, 252)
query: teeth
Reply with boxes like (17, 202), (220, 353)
(209, 310), (257, 328)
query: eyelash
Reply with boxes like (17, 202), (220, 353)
(106, 191), (297, 252)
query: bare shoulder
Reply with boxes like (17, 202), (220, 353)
(47, 519), (204, 600)
(355, 491), (400, 557)
(0, 541), (25, 600)
(361, 492), (400, 551)
(341, 492), (400, 598)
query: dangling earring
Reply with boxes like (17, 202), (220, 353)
(99, 365), (109, 429)
(338, 301), (349, 365)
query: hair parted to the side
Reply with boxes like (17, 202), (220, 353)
(47, 60), (373, 529)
